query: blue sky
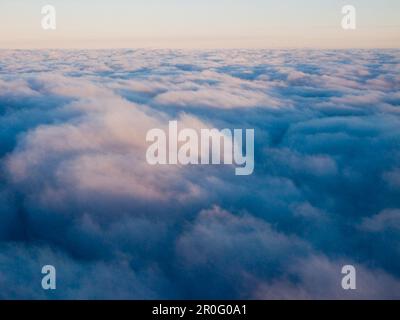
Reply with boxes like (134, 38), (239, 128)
(0, 0), (399, 48)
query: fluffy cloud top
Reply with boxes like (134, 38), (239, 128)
(0, 49), (399, 299)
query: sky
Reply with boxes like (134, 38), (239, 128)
(0, 0), (399, 48)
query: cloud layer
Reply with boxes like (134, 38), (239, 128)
(0, 49), (400, 299)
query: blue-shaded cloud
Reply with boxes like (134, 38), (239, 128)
(0, 49), (399, 299)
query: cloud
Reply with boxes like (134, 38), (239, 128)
(253, 255), (400, 300)
(0, 49), (399, 299)
(154, 88), (278, 109)
(360, 209), (400, 232)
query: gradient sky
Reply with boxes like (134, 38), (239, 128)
(0, 0), (399, 48)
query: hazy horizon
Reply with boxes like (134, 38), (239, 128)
(1, 0), (399, 49)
